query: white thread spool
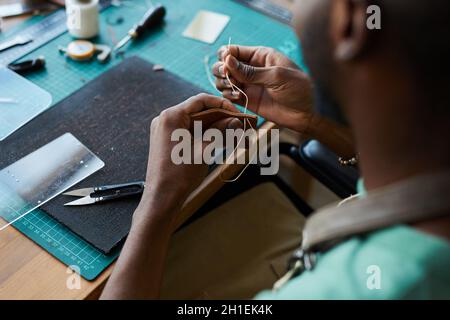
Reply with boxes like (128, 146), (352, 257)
(66, 0), (99, 39)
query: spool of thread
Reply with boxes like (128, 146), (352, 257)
(66, 0), (99, 39)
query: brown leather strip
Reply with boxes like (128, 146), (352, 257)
(302, 171), (450, 252)
(190, 108), (258, 129)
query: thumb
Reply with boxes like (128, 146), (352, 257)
(225, 55), (275, 86)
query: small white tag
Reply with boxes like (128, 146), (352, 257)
(182, 10), (230, 44)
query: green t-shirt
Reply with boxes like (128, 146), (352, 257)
(256, 180), (450, 299)
(256, 225), (450, 299)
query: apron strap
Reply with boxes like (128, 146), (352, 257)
(273, 171), (450, 291)
(303, 171), (450, 252)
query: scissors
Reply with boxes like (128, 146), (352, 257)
(63, 181), (145, 206)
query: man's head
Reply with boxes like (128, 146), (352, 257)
(292, 0), (450, 188)
(292, 0), (450, 123)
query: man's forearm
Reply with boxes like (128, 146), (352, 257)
(100, 193), (179, 299)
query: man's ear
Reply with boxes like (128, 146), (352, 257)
(331, 0), (369, 61)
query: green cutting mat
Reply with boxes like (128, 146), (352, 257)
(1, 0), (303, 280)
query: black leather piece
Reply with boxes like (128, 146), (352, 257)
(300, 140), (359, 198)
(0, 56), (204, 254)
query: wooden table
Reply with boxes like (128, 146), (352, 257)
(0, 0), (293, 300)
(0, 122), (276, 299)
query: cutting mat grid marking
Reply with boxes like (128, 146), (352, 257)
(0, 0), (302, 280)
(0, 189), (116, 280)
(21, 213), (101, 266)
(8, 0), (303, 104)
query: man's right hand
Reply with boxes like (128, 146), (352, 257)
(212, 45), (315, 133)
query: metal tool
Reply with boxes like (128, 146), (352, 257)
(113, 4), (166, 52)
(0, 0), (112, 66)
(59, 40), (111, 63)
(0, 35), (32, 53)
(63, 181), (145, 206)
(8, 56), (46, 74)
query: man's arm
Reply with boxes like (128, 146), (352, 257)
(100, 190), (180, 299)
(100, 94), (243, 299)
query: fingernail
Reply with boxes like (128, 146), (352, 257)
(223, 100), (234, 109)
(222, 79), (231, 87)
(228, 118), (243, 129)
(221, 49), (229, 60)
(218, 65), (225, 77)
(231, 91), (240, 98)
(227, 55), (238, 69)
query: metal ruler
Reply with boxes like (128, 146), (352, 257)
(232, 0), (292, 25)
(0, 0), (111, 66)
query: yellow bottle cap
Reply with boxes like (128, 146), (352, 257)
(66, 40), (96, 61)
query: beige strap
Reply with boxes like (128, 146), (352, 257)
(302, 171), (450, 252)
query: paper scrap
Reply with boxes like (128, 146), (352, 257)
(182, 10), (230, 44)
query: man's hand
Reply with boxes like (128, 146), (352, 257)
(101, 94), (242, 300)
(212, 45), (315, 133)
(138, 93), (241, 224)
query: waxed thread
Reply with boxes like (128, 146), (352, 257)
(203, 39), (259, 182)
(218, 38), (258, 182)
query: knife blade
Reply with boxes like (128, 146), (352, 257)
(64, 196), (97, 206)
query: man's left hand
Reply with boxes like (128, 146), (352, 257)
(138, 93), (241, 223)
